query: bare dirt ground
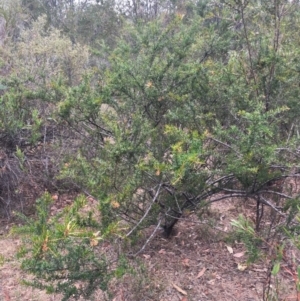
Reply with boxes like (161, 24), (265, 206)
(0, 199), (299, 301)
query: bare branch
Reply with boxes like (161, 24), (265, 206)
(129, 218), (162, 257)
(259, 190), (294, 200)
(208, 137), (242, 157)
(206, 193), (247, 205)
(126, 183), (162, 237)
(259, 196), (286, 217)
(207, 174), (235, 186)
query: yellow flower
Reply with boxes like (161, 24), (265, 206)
(145, 81), (153, 88)
(111, 200), (120, 209)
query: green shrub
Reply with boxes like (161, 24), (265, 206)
(14, 192), (111, 300)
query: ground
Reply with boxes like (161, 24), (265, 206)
(0, 198), (299, 301)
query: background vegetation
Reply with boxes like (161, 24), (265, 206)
(1, 0), (300, 299)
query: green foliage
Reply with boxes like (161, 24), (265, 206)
(3, 0), (300, 299)
(57, 2), (300, 235)
(271, 262), (280, 276)
(14, 15), (90, 87)
(21, 0), (120, 47)
(0, 80), (43, 145)
(57, 15), (218, 233)
(283, 199), (300, 232)
(214, 104), (290, 190)
(231, 215), (263, 262)
(14, 193), (111, 300)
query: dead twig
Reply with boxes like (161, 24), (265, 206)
(126, 183), (162, 237)
(129, 218), (162, 257)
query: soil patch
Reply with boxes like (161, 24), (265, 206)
(0, 198), (298, 301)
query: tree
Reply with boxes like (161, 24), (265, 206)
(0, 13), (90, 216)
(58, 14), (215, 234)
(22, 0), (120, 46)
(58, 1), (300, 237)
(12, 0), (300, 299)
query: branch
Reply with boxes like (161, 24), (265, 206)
(164, 212), (229, 233)
(259, 190), (294, 199)
(275, 148), (300, 158)
(206, 193), (247, 205)
(239, 0), (259, 98)
(259, 196), (286, 217)
(194, 187), (223, 204)
(129, 218), (162, 257)
(207, 174), (235, 186)
(126, 183), (162, 237)
(222, 188), (246, 194)
(208, 137), (242, 157)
